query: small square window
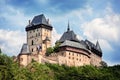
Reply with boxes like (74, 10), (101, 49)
(69, 57), (71, 59)
(79, 59), (81, 61)
(20, 58), (23, 61)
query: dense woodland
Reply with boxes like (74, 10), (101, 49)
(0, 49), (120, 80)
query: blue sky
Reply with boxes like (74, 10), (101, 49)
(0, 0), (120, 66)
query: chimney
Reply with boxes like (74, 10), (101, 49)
(29, 20), (31, 25)
(47, 19), (49, 24)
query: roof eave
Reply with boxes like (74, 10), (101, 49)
(25, 24), (53, 31)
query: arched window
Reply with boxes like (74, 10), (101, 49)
(32, 40), (34, 45)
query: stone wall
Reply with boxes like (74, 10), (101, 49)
(27, 25), (52, 55)
(18, 48), (101, 67)
(19, 54), (31, 66)
(90, 52), (102, 66)
(57, 47), (91, 66)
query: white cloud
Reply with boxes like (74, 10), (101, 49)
(76, 35), (83, 41)
(52, 28), (61, 46)
(99, 39), (113, 52)
(0, 29), (26, 56)
(0, 1), (30, 28)
(82, 17), (119, 42)
(82, 11), (120, 50)
(0, 1), (31, 56)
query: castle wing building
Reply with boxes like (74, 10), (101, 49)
(57, 24), (102, 66)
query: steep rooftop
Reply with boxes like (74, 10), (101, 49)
(85, 40), (102, 57)
(96, 40), (102, 52)
(20, 43), (30, 54)
(58, 23), (80, 43)
(26, 14), (52, 31)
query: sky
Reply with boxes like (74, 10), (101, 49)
(0, 0), (120, 66)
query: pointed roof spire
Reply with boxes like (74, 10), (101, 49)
(96, 40), (102, 52)
(67, 21), (70, 31)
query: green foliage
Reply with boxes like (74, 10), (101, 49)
(0, 48), (1, 53)
(46, 42), (60, 56)
(100, 61), (108, 67)
(0, 53), (15, 80)
(53, 42), (60, 52)
(0, 53), (120, 80)
(46, 47), (54, 56)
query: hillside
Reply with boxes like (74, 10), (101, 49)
(0, 52), (120, 80)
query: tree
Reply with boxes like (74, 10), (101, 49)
(0, 48), (1, 53)
(0, 53), (14, 79)
(53, 42), (60, 52)
(46, 47), (54, 56)
(100, 61), (108, 67)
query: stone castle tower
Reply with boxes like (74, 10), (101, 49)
(26, 14), (52, 55)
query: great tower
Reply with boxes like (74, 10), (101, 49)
(25, 14), (53, 55)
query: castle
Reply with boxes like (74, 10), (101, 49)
(17, 14), (102, 67)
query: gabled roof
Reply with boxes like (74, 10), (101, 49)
(85, 40), (102, 52)
(84, 40), (102, 57)
(58, 30), (80, 43)
(60, 40), (87, 50)
(20, 43), (30, 54)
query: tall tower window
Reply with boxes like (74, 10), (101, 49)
(32, 40), (34, 45)
(38, 33), (40, 36)
(32, 48), (33, 52)
(36, 33), (37, 37)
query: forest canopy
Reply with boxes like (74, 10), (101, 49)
(0, 51), (120, 80)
